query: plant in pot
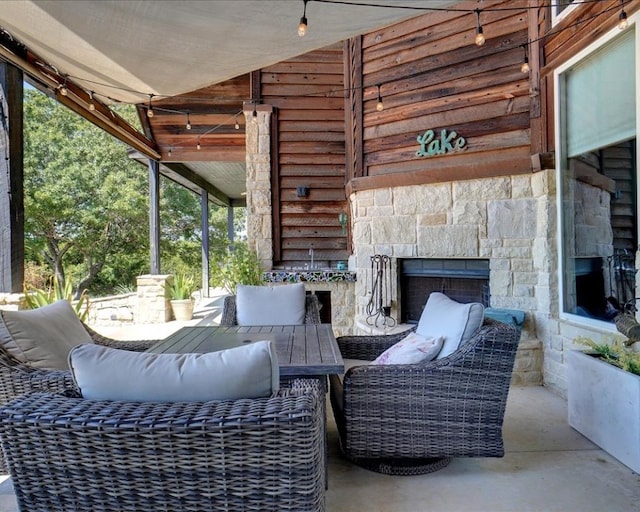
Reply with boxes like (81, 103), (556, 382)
(164, 272), (197, 321)
(568, 335), (640, 474)
(210, 244), (263, 295)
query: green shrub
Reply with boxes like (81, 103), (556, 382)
(575, 336), (640, 376)
(210, 244), (263, 295)
(23, 276), (90, 322)
(164, 272), (197, 300)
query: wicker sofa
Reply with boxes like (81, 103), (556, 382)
(0, 379), (326, 512)
(329, 317), (520, 475)
(220, 293), (321, 326)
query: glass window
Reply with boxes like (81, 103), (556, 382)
(558, 27), (637, 323)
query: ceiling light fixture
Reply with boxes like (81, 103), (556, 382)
(376, 85), (384, 112)
(88, 91), (96, 111)
(475, 9), (485, 46)
(196, 138), (201, 150)
(186, 112), (192, 130)
(298, 0), (309, 37)
(235, 115), (240, 130)
(521, 44), (530, 74)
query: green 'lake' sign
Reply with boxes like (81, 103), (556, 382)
(416, 129), (466, 157)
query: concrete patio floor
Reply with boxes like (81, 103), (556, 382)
(0, 294), (638, 511)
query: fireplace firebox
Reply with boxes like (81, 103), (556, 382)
(399, 259), (490, 324)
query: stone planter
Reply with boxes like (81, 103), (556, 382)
(170, 299), (194, 321)
(567, 349), (640, 474)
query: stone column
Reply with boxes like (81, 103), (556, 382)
(136, 274), (172, 323)
(244, 105), (274, 271)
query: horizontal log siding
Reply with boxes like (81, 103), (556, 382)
(262, 46), (348, 267)
(348, 0), (533, 191)
(539, 0), (640, 154)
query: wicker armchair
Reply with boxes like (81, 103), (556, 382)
(0, 319), (158, 472)
(0, 379), (326, 512)
(220, 293), (321, 326)
(329, 318), (520, 475)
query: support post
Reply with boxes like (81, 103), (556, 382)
(148, 159), (160, 274)
(201, 188), (209, 298)
(0, 62), (23, 293)
(227, 206), (235, 249)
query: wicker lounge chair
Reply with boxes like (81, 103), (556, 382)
(220, 293), (321, 326)
(0, 379), (326, 512)
(329, 317), (520, 475)
(0, 314), (158, 472)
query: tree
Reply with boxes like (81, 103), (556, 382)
(23, 87), (246, 296)
(23, 88), (150, 295)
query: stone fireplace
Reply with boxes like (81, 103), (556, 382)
(348, 175), (550, 386)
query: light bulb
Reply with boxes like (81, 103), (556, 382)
(521, 61), (530, 74)
(186, 113), (192, 130)
(619, 10), (628, 30)
(298, 1), (308, 37)
(376, 85), (384, 111)
(147, 107), (154, 118)
(235, 118), (240, 130)
(60, 85), (68, 96)
(474, 10), (485, 46)
(168, 147), (172, 157)
(88, 91), (96, 111)
(298, 17), (307, 37)
(197, 140), (201, 150)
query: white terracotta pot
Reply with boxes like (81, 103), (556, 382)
(568, 349), (640, 474)
(170, 299), (194, 321)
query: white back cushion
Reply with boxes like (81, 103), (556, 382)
(0, 300), (93, 370)
(236, 283), (306, 326)
(69, 340), (279, 402)
(416, 292), (484, 359)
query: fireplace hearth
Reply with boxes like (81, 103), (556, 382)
(399, 259), (490, 324)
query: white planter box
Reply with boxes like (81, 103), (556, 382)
(568, 350), (640, 474)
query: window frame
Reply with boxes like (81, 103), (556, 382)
(554, 17), (639, 330)
(551, 0), (582, 26)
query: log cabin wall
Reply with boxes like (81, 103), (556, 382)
(261, 44), (348, 268)
(346, 0), (533, 194)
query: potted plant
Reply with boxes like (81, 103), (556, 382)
(164, 273), (197, 321)
(568, 336), (640, 474)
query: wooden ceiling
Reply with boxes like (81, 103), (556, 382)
(144, 74), (250, 163)
(137, 74), (253, 206)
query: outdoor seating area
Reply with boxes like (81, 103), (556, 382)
(0, 1), (639, 511)
(0, 290), (638, 511)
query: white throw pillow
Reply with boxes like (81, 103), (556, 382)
(371, 332), (444, 365)
(417, 292), (484, 359)
(69, 340), (279, 402)
(0, 300), (93, 370)
(236, 283), (306, 326)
